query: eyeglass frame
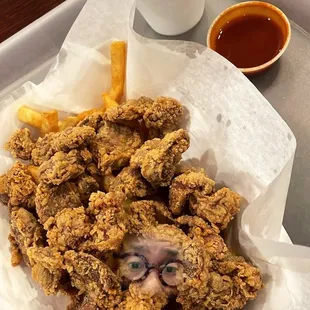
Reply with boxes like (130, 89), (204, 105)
(117, 252), (183, 287)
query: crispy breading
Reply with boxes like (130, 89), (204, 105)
(130, 129), (190, 187)
(27, 246), (64, 295)
(0, 174), (9, 204)
(80, 191), (127, 252)
(143, 97), (183, 131)
(64, 251), (122, 309)
(104, 97), (154, 127)
(31, 132), (55, 165)
(77, 111), (105, 132)
(10, 208), (44, 266)
(120, 289), (168, 310)
(176, 216), (227, 260)
(35, 182), (81, 224)
(67, 295), (98, 310)
(76, 174), (99, 203)
(51, 126), (96, 152)
(8, 233), (23, 266)
(6, 161), (37, 208)
(204, 253), (263, 310)
(45, 207), (91, 251)
(91, 121), (142, 173)
(5, 128), (35, 160)
(31, 127), (95, 165)
(109, 167), (154, 198)
(190, 188), (241, 230)
(39, 150), (85, 185)
(127, 200), (174, 234)
(169, 170), (215, 215)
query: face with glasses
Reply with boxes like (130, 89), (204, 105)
(117, 235), (184, 297)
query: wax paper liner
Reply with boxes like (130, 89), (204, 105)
(0, 1), (309, 309)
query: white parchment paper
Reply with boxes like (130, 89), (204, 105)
(0, 0), (310, 309)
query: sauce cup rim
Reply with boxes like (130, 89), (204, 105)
(206, 1), (292, 74)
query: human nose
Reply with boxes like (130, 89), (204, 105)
(140, 270), (164, 296)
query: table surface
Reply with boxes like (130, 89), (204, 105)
(0, 0), (65, 43)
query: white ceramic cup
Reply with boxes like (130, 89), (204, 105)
(136, 0), (205, 36)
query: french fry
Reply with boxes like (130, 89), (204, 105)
(108, 41), (126, 103)
(27, 165), (40, 184)
(18, 106), (42, 128)
(102, 93), (119, 110)
(59, 116), (80, 131)
(41, 110), (59, 135)
(77, 108), (105, 121)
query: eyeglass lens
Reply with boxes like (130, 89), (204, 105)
(119, 254), (184, 286)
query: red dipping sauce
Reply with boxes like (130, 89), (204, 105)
(214, 15), (285, 68)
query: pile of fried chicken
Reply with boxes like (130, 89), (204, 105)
(0, 96), (263, 310)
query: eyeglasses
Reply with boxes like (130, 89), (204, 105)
(118, 252), (184, 287)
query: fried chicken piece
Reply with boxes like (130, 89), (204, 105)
(64, 251), (122, 309)
(5, 161), (37, 208)
(205, 253), (263, 309)
(100, 171), (117, 192)
(130, 129), (190, 187)
(10, 208), (44, 266)
(77, 111), (105, 132)
(104, 97), (154, 127)
(45, 207), (91, 251)
(91, 121), (142, 173)
(109, 167), (154, 198)
(35, 182), (81, 224)
(39, 150), (85, 185)
(176, 216), (227, 260)
(8, 233), (23, 266)
(189, 188), (241, 230)
(5, 128), (35, 160)
(51, 126), (96, 152)
(31, 132), (54, 165)
(143, 96), (183, 132)
(120, 288), (168, 310)
(169, 170), (215, 215)
(76, 174), (99, 203)
(128, 200), (174, 234)
(81, 191), (127, 252)
(0, 174), (9, 204)
(31, 126), (95, 165)
(27, 246), (64, 295)
(67, 295), (98, 310)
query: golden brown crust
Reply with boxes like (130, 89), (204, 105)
(80, 191), (127, 252)
(64, 251), (122, 309)
(45, 207), (90, 252)
(91, 121), (142, 173)
(109, 167), (154, 199)
(5, 128), (35, 160)
(10, 208), (44, 266)
(143, 97), (183, 131)
(39, 150), (85, 185)
(35, 182), (81, 224)
(5, 162), (37, 208)
(27, 246), (64, 295)
(190, 188), (241, 230)
(130, 129), (190, 187)
(169, 170), (215, 215)
(127, 200), (173, 234)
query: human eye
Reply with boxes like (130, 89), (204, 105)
(128, 261), (143, 270)
(164, 265), (177, 274)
